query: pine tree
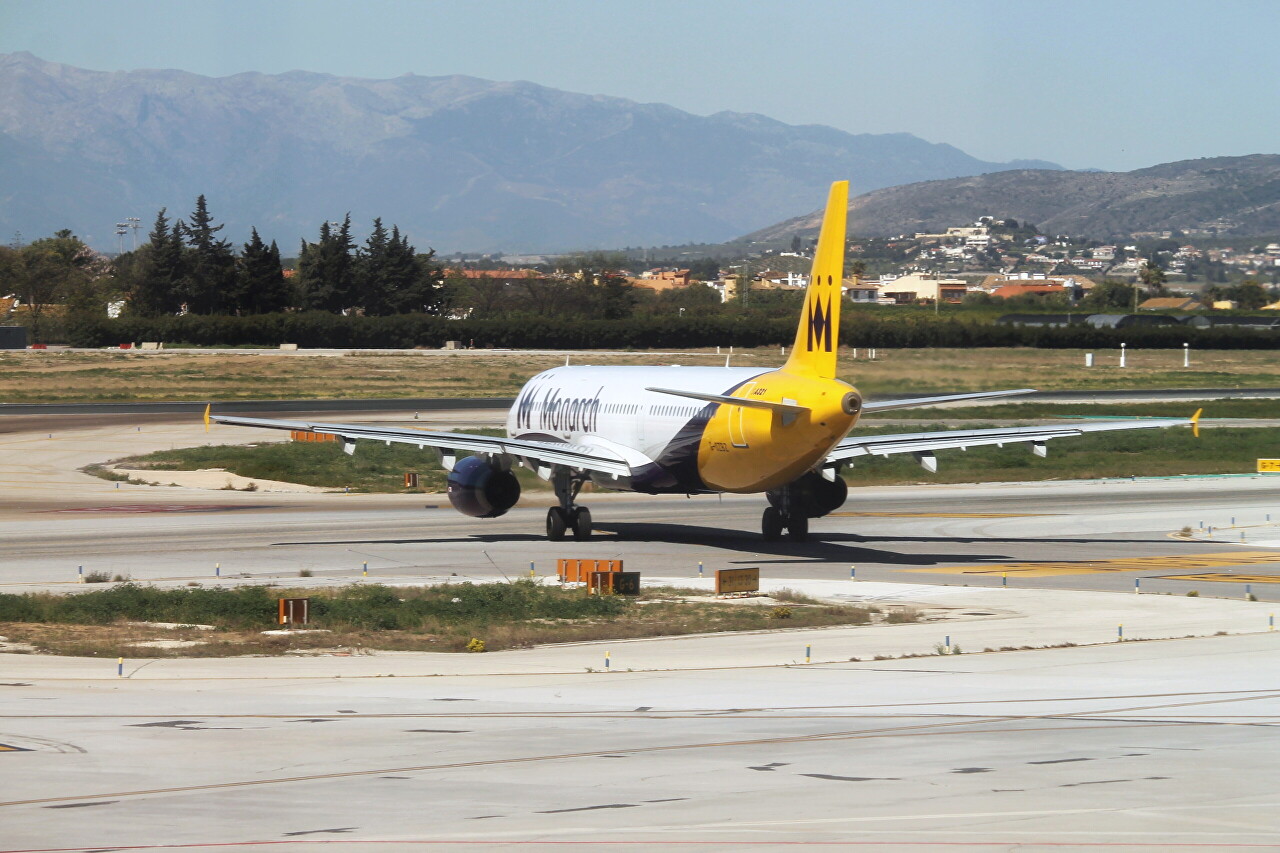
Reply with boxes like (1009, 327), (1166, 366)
(130, 209), (186, 316)
(388, 226), (439, 314)
(180, 195), (237, 314)
(297, 215), (356, 312)
(236, 228), (291, 314)
(355, 218), (393, 315)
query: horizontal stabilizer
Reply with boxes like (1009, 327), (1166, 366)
(645, 387), (809, 414)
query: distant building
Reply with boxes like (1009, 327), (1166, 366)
(876, 272), (968, 304)
(630, 269), (692, 292)
(757, 270), (808, 289)
(843, 280), (883, 304)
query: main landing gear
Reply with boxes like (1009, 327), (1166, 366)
(761, 506), (809, 542)
(761, 471), (848, 543)
(546, 468), (592, 541)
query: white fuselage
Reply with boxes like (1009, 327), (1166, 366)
(504, 365), (769, 493)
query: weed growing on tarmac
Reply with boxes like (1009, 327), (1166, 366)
(769, 588), (822, 604)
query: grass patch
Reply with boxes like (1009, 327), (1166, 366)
(842, 424), (1279, 486)
(0, 581), (896, 657)
(98, 430), (549, 493)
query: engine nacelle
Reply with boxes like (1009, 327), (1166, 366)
(446, 455), (522, 518)
(767, 470), (848, 518)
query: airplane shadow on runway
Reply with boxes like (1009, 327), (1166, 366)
(274, 521), (1165, 568)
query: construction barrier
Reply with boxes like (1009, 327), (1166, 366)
(558, 558), (623, 583)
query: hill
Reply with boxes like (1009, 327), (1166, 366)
(0, 52), (1059, 252)
(745, 155), (1280, 242)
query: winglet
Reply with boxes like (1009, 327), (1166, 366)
(1190, 407), (1202, 439)
(783, 180), (848, 379)
(203, 403), (211, 433)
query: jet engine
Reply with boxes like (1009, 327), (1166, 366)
(767, 470), (848, 519)
(446, 455), (522, 518)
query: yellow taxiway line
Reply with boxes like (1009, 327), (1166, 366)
(906, 551), (1280, 577)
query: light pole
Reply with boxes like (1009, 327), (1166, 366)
(114, 223), (128, 255)
(126, 217), (141, 250)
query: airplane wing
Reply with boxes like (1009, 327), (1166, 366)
(209, 415), (633, 478)
(860, 389), (1036, 413)
(826, 411), (1201, 472)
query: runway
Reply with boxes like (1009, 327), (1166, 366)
(3, 407), (1280, 851)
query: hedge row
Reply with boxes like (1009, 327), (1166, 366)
(65, 312), (1280, 351)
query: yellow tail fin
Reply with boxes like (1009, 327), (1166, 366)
(783, 180), (848, 378)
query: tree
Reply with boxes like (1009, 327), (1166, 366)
(442, 270), (508, 319)
(597, 271), (639, 320)
(128, 209), (186, 316)
(297, 215), (356, 313)
(1227, 279), (1269, 310)
(3, 230), (99, 342)
(351, 220), (443, 315)
(235, 228), (291, 314)
(1081, 278), (1136, 310)
(686, 258), (720, 281)
(647, 281), (723, 316)
(1138, 260), (1168, 293)
(180, 195), (237, 314)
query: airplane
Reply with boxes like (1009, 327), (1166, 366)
(209, 180), (1200, 542)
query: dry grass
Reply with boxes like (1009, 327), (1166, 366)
(3, 346), (1279, 403)
(0, 599), (901, 657)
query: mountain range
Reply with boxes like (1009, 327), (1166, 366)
(0, 52), (1060, 253)
(746, 155), (1280, 243)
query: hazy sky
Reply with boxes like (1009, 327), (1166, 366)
(3, 0), (1276, 172)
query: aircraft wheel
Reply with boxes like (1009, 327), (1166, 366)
(787, 514), (809, 542)
(570, 507), (593, 541)
(762, 506), (784, 541)
(546, 506), (569, 541)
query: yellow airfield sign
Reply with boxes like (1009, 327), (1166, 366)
(716, 568), (760, 594)
(1258, 459), (1280, 473)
